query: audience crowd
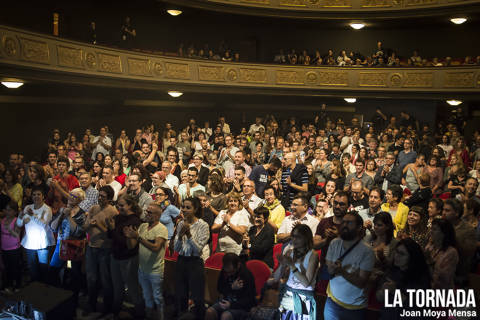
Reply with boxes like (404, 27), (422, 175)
(0, 108), (479, 320)
(89, 18), (480, 67)
(273, 42), (480, 67)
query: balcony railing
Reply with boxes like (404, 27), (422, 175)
(0, 25), (479, 93)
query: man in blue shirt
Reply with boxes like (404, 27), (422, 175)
(397, 138), (417, 171)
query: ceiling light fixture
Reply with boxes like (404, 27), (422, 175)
(167, 9), (182, 16)
(446, 99), (462, 106)
(168, 91), (183, 98)
(350, 23), (365, 30)
(450, 17), (467, 25)
(1, 81), (24, 89)
(344, 98), (357, 103)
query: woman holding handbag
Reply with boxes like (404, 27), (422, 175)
(49, 187), (86, 308)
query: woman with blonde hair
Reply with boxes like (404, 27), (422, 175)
(211, 192), (250, 254)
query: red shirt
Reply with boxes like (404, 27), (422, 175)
(115, 173), (127, 186)
(49, 174), (79, 214)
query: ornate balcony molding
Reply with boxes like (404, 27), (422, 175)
(0, 25), (479, 94)
(205, 0), (477, 10)
(163, 0), (480, 17)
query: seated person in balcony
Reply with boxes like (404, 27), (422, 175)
(205, 253), (256, 320)
(410, 50), (422, 66)
(312, 50), (322, 65)
(432, 57), (443, 67)
(324, 49), (335, 66)
(222, 51), (233, 62)
(208, 49), (221, 61)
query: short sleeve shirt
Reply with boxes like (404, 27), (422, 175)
(138, 222), (168, 274)
(326, 238), (375, 308)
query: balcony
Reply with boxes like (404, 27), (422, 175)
(162, 0), (480, 18)
(0, 25), (479, 98)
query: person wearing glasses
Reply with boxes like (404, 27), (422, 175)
(126, 173), (153, 220)
(325, 212), (375, 320)
(314, 191), (349, 280)
(277, 195), (319, 244)
(374, 152), (402, 193)
(154, 187), (180, 240)
(49, 188), (86, 307)
(177, 167), (205, 203)
(124, 203), (168, 320)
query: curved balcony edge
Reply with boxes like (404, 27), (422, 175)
(164, 0), (480, 18)
(0, 25), (479, 94)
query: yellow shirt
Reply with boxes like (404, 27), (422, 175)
(9, 183), (23, 208)
(381, 202), (409, 235)
(264, 200), (285, 230)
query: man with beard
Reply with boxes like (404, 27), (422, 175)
(178, 167), (205, 202)
(314, 191), (349, 278)
(457, 177), (480, 204)
(344, 159), (373, 193)
(325, 212), (375, 319)
(43, 151), (58, 180)
(126, 173), (153, 219)
(358, 187), (384, 242)
(248, 157), (282, 198)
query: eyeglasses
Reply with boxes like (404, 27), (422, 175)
(156, 193), (165, 196)
(333, 201), (347, 206)
(69, 193), (79, 199)
(187, 174), (197, 177)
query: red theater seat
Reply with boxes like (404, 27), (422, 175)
(205, 252), (225, 269)
(273, 243), (283, 271)
(211, 233), (219, 254)
(246, 260), (272, 297)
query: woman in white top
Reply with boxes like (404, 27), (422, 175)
(269, 224), (319, 319)
(212, 192), (250, 255)
(16, 187), (55, 282)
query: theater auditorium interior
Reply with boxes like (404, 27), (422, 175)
(0, 0), (480, 319)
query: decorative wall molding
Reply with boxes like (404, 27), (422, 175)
(0, 26), (479, 94)
(201, 0), (478, 11)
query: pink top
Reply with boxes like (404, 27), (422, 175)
(1, 217), (21, 250)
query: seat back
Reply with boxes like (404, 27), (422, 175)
(211, 232), (219, 254)
(205, 252), (225, 269)
(273, 243), (283, 271)
(246, 260), (272, 297)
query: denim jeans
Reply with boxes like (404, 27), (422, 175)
(85, 246), (113, 313)
(138, 268), (164, 311)
(25, 247), (51, 282)
(324, 297), (366, 320)
(110, 255), (143, 315)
